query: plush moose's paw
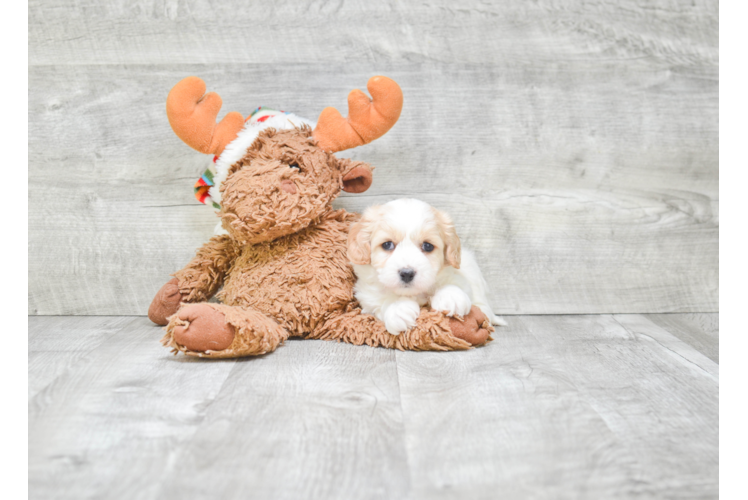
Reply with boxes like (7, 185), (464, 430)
(383, 299), (421, 335)
(172, 304), (235, 352)
(448, 306), (493, 346)
(431, 285), (472, 317)
(148, 278), (187, 326)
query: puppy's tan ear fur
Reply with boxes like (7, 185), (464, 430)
(347, 208), (380, 265)
(433, 208), (461, 269)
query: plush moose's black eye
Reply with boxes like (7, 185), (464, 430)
(382, 241), (395, 251)
(421, 242), (435, 253)
(289, 163), (301, 171)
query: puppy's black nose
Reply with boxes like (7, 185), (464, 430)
(399, 268), (416, 284)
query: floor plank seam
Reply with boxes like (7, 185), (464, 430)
(611, 314), (719, 378)
(392, 351), (415, 497)
(151, 358), (240, 498)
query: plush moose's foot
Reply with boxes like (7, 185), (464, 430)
(162, 303), (290, 358)
(448, 306), (494, 346)
(148, 278), (188, 326)
(169, 303), (235, 352)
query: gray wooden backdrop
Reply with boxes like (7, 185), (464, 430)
(28, 0), (718, 316)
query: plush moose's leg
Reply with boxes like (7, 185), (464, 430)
(311, 305), (493, 351)
(395, 306), (493, 349)
(445, 306), (494, 346)
(148, 235), (241, 326)
(161, 303), (289, 359)
(172, 234), (241, 302)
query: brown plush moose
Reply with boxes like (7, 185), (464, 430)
(149, 75), (493, 358)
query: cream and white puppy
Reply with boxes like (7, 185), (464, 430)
(347, 198), (507, 335)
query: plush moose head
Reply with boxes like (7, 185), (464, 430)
(166, 76), (403, 244)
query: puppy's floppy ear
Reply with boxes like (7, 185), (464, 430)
(338, 158), (374, 194)
(347, 208), (379, 265)
(433, 208), (461, 269)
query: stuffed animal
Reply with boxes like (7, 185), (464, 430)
(148, 75), (493, 358)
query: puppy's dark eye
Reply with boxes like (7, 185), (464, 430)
(421, 242), (435, 253)
(289, 163), (301, 171)
(382, 241), (395, 251)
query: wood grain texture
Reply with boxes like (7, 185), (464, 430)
(28, 0), (718, 315)
(29, 316), (238, 500)
(644, 312), (718, 362)
(29, 0), (718, 66)
(28, 316), (134, 399)
(28, 313), (718, 499)
(395, 314), (718, 499)
(154, 340), (409, 500)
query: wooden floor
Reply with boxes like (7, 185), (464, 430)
(29, 313), (718, 500)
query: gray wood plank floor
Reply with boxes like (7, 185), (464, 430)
(29, 314), (718, 500)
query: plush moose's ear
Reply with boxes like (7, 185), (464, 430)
(342, 166), (373, 193)
(339, 160), (373, 193)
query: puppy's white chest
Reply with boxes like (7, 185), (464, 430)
(414, 293), (430, 307)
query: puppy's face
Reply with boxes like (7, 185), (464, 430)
(348, 199), (461, 296)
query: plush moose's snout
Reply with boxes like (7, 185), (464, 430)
(280, 180), (297, 194)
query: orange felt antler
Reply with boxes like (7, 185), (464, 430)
(166, 76), (246, 156)
(313, 76), (403, 152)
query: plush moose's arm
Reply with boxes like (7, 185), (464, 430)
(173, 234), (241, 302)
(148, 235), (240, 325)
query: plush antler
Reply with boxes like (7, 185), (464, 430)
(166, 76), (246, 156)
(313, 76), (403, 152)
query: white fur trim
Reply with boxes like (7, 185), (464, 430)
(207, 113), (315, 207)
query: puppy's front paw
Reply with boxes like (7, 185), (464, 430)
(431, 285), (472, 317)
(383, 299), (421, 335)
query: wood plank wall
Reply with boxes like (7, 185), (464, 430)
(28, 0), (719, 315)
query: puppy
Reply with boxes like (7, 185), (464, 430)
(347, 198), (507, 335)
